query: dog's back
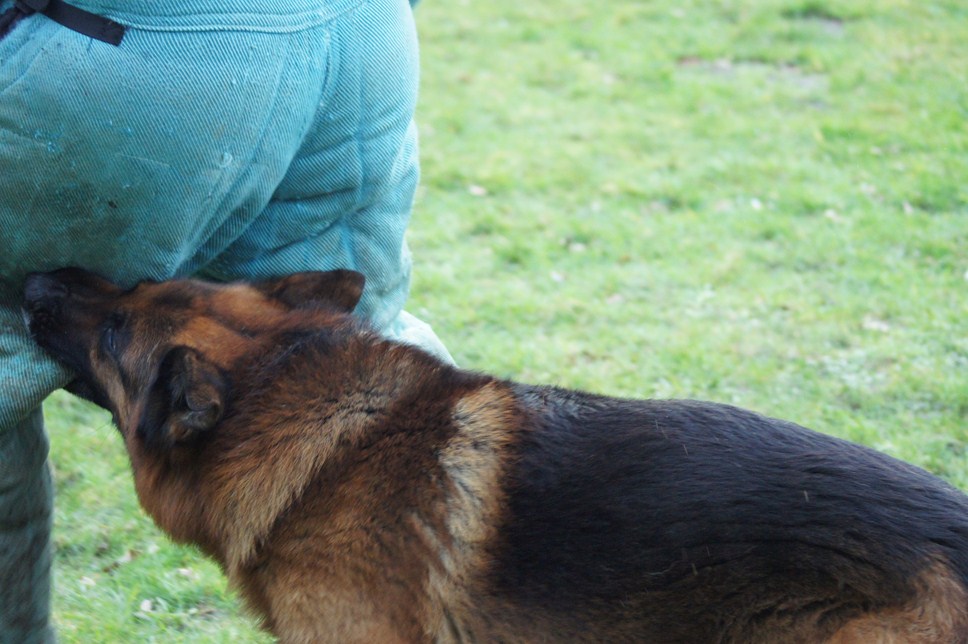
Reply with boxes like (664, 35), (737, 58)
(469, 386), (968, 642)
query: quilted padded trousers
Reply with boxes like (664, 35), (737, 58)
(0, 0), (447, 640)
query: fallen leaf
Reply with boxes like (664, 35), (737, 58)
(862, 317), (891, 333)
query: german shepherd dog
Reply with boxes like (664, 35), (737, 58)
(23, 267), (968, 643)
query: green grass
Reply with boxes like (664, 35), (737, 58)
(46, 0), (967, 639)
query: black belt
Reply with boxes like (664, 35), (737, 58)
(0, 0), (125, 46)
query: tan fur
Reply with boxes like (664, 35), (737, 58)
(827, 561), (968, 644)
(441, 383), (517, 557)
(421, 383), (520, 639)
(211, 345), (424, 574)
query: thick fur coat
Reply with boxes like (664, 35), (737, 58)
(23, 268), (968, 643)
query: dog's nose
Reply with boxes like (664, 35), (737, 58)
(22, 273), (71, 336)
(23, 272), (69, 309)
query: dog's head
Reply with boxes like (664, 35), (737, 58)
(23, 267), (365, 451)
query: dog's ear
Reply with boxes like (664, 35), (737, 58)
(138, 346), (225, 450)
(256, 270), (365, 313)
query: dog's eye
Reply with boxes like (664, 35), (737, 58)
(102, 314), (126, 355)
(104, 326), (117, 354)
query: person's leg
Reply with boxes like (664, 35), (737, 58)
(0, 293), (68, 643)
(0, 6), (360, 638)
(0, 290), (71, 643)
(204, 0), (452, 362)
(0, 2), (445, 633)
(0, 411), (54, 644)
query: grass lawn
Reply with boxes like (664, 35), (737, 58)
(45, 0), (966, 640)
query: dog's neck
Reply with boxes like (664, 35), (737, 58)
(208, 326), (473, 574)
